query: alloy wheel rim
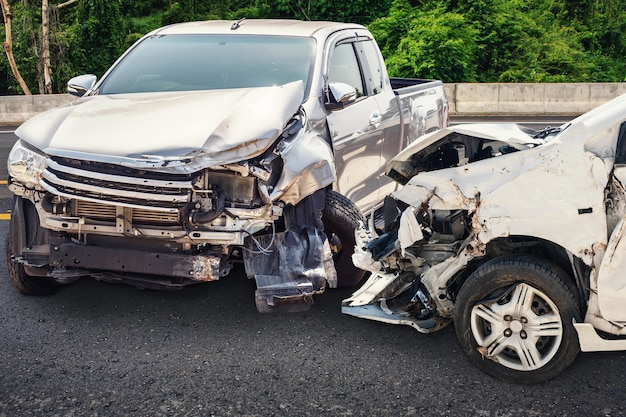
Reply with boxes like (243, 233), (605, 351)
(470, 282), (563, 371)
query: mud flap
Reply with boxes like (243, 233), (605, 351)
(243, 190), (336, 313)
(254, 275), (317, 313)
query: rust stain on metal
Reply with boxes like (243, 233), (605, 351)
(477, 346), (499, 363)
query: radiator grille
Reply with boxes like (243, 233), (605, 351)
(41, 157), (194, 209)
(75, 200), (180, 225)
(75, 200), (116, 219)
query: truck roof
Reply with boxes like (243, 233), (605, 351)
(152, 19), (366, 38)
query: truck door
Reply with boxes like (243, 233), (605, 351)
(325, 38), (384, 214)
(354, 39), (403, 200)
(597, 122), (626, 322)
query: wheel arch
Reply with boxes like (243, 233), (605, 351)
(8, 196), (46, 257)
(6, 196), (58, 294)
(453, 235), (589, 316)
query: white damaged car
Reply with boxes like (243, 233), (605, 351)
(342, 93), (626, 383)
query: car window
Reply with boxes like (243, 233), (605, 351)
(615, 122), (626, 164)
(97, 35), (316, 95)
(356, 40), (384, 95)
(328, 43), (365, 98)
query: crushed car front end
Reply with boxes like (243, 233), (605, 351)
(341, 104), (626, 382)
(7, 84), (340, 313)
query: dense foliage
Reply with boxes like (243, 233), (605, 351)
(1, 0), (624, 94)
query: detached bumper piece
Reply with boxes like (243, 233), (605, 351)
(243, 229), (334, 313)
(254, 275), (325, 313)
(341, 273), (450, 333)
(341, 302), (449, 334)
(243, 190), (336, 313)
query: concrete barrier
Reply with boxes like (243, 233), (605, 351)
(1, 83), (626, 125)
(0, 94), (76, 126)
(443, 83), (626, 116)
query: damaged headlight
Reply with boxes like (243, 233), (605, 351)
(7, 140), (48, 188)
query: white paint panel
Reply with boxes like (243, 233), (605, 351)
(597, 217), (626, 321)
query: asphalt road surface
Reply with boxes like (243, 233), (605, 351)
(1, 121), (625, 416)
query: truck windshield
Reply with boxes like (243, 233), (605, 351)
(97, 35), (316, 95)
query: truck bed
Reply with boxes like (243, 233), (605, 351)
(391, 78), (444, 95)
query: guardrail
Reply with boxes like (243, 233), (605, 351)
(1, 83), (626, 125)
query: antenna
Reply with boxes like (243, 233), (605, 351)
(231, 18), (246, 30)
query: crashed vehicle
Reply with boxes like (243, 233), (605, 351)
(5, 20), (449, 313)
(343, 93), (626, 383)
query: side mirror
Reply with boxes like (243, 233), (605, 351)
(67, 74), (97, 97)
(325, 82), (357, 111)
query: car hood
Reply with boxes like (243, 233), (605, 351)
(388, 123), (543, 168)
(384, 123), (547, 184)
(16, 81), (304, 168)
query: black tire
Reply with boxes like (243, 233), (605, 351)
(322, 190), (365, 288)
(6, 198), (57, 295)
(6, 235), (57, 295)
(454, 256), (581, 384)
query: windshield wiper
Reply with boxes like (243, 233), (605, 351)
(532, 126), (562, 139)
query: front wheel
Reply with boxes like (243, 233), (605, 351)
(454, 256), (581, 384)
(6, 197), (57, 295)
(322, 190), (365, 288)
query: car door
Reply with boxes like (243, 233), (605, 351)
(355, 38), (403, 200)
(597, 122), (626, 322)
(325, 36), (385, 214)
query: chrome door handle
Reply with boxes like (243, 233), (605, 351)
(370, 112), (382, 128)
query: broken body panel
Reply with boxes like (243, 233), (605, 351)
(343, 93), (626, 380)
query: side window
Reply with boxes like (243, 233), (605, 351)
(615, 122), (626, 164)
(328, 43), (365, 98)
(357, 40), (384, 95)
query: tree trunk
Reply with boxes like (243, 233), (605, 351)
(56, 0), (79, 9)
(41, 0), (52, 94)
(1, 0), (32, 95)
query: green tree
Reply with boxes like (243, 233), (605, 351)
(367, 0), (414, 59)
(556, 0), (626, 81)
(7, 2), (40, 93)
(371, 2), (478, 82)
(74, 0), (124, 77)
(451, 0), (624, 82)
(161, 1), (193, 25)
(2, 0), (626, 95)
(0, 46), (10, 93)
(271, 0), (392, 24)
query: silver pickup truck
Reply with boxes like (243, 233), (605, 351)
(6, 19), (448, 312)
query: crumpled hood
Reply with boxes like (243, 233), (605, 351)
(388, 123), (544, 168)
(16, 81), (304, 169)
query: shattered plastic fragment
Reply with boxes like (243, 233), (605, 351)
(398, 208), (424, 255)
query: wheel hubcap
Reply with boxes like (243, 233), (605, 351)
(470, 282), (563, 371)
(509, 319), (523, 333)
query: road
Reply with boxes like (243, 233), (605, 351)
(1, 121), (625, 416)
(0, 127), (15, 217)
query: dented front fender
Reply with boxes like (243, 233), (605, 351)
(269, 128), (336, 205)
